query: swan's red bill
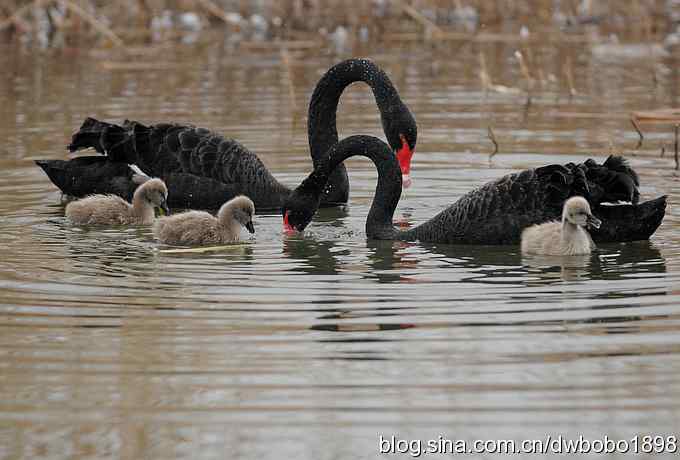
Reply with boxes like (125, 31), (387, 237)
(283, 210), (296, 234)
(396, 134), (414, 188)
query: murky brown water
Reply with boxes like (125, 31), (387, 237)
(1, 38), (679, 459)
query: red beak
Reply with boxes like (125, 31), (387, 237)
(396, 134), (414, 188)
(283, 210), (296, 233)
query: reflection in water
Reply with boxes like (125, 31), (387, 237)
(0, 41), (679, 459)
(365, 239), (420, 283)
(524, 253), (593, 282)
(61, 227), (157, 279)
(282, 235), (342, 276)
(523, 241), (666, 285)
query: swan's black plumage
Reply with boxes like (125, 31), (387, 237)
(36, 59), (417, 210)
(35, 154), (258, 210)
(35, 156), (139, 201)
(282, 135), (666, 244)
(307, 58), (416, 204)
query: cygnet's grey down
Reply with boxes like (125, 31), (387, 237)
(65, 178), (169, 225)
(521, 196), (602, 255)
(153, 195), (255, 246)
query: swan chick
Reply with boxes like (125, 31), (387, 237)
(65, 178), (169, 225)
(153, 195), (255, 246)
(521, 196), (602, 256)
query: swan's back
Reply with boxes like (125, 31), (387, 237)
(408, 158), (639, 245)
(68, 119), (287, 208)
(35, 156), (139, 201)
(410, 168), (559, 244)
(65, 195), (133, 225)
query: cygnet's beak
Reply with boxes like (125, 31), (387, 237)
(587, 214), (602, 229)
(160, 199), (170, 216)
(396, 134), (414, 189)
(245, 220), (255, 234)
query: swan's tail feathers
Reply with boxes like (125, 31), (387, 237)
(129, 122), (152, 159)
(35, 159), (59, 183)
(67, 118), (115, 153)
(583, 155), (640, 205)
(67, 118), (141, 164)
(602, 155), (640, 186)
(591, 195), (667, 243)
(35, 158), (81, 194)
(34, 156), (136, 200)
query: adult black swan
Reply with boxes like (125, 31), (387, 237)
(35, 58), (417, 210)
(281, 135), (666, 244)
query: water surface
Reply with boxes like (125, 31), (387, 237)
(0, 40), (679, 459)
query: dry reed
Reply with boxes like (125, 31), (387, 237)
(0, 0), (675, 49)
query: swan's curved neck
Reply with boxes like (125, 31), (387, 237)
(308, 60), (405, 206)
(308, 59), (401, 164)
(306, 136), (403, 238)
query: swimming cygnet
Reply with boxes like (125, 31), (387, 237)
(65, 178), (169, 225)
(521, 196), (602, 256)
(153, 195), (255, 246)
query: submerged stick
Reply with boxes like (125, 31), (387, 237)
(479, 51), (491, 93)
(632, 108), (680, 122)
(564, 56), (576, 97)
(515, 50), (532, 107)
(280, 48), (297, 114)
(675, 124), (679, 170)
(478, 51), (519, 95)
(514, 50), (533, 92)
(630, 117), (644, 149)
(487, 126), (498, 158)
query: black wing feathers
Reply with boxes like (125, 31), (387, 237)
(65, 118), (271, 188)
(421, 154), (645, 244)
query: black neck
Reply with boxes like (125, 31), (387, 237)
(303, 135), (402, 238)
(308, 59), (401, 161)
(308, 59), (405, 206)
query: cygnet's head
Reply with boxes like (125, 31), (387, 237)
(220, 195), (255, 234)
(563, 196), (602, 229)
(137, 178), (169, 214)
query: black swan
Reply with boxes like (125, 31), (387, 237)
(35, 59), (417, 210)
(281, 135), (667, 244)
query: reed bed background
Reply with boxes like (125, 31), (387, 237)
(1, 0), (678, 50)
